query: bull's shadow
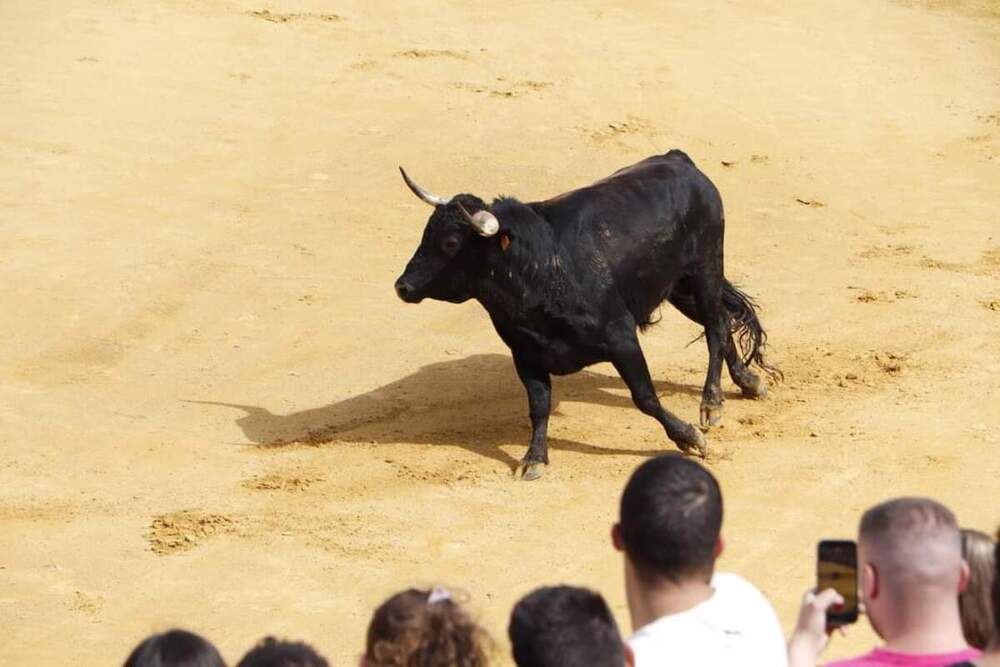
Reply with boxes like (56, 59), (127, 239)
(194, 353), (705, 470)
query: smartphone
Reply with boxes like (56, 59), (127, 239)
(817, 540), (859, 626)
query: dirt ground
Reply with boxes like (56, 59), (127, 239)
(1, 1), (998, 664)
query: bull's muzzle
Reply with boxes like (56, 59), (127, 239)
(394, 278), (419, 303)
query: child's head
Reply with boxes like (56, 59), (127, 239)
(123, 629), (226, 667)
(959, 528), (997, 650)
(236, 637), (329, 667)
(508, 586), (630, 667)
(364, 587), (490, 667)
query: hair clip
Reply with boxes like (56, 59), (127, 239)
(428, 586), (452, 604)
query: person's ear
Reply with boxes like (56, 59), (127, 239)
(612, 523), (624, 552)
(864, 562), (879, 600)
(624, 642), (635, 667)
(958, 558), (970, 593)
(713, 535), (725, 559)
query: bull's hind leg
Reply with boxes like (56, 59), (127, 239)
(667, 277), (743, 428)
(725, 349), (767, 399)
(608, 318), (707, 456)
(512, 353), (551, 481)
(692, 277), (729, 428)
(668, 284), (768, 403)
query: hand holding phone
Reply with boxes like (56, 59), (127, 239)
(788, 589), (846, 667)
(817, 540), (859, 627)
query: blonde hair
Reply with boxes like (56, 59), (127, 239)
(364, 588), (491, 667)
(959, 528), (996, 650)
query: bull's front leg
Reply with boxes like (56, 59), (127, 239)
(607, 318), (708, 457)
(512, 353), (551, 481)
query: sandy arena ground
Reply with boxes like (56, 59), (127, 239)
(1, 1), (999, 664)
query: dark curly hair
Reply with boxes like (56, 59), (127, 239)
(364, 588), (491, 667)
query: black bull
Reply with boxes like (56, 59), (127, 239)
(394, 150), (780, 479)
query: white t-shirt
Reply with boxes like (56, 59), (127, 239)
(627, 572), (788, 667)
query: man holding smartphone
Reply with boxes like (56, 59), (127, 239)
(788, 497), (981, 667)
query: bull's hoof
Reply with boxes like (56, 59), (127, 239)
(517, 461), (545, 481)
(700, 403), (723, 429)
(740, 376), (768, 400)
(677, 427), (709, 459)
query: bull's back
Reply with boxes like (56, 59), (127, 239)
(533, 150), (723, 285)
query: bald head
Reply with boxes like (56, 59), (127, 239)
(859, 497), (963, 597)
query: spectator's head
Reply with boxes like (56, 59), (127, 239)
(123, 629), (226, 667)
(959, 528), (997, 650)
(363, 587), (490, 667)
(508, 586), (632, 667)
(857, 497), (968, 640)
(995, 527), (1000, 645)
(236, 637), (328, 667)
(613, 454), (723, 585)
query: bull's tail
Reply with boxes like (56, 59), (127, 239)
(722, 280), (783, 381)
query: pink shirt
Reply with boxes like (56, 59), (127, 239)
(825, 647), (981, 667)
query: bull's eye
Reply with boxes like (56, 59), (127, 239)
(441, 236), (460, 257)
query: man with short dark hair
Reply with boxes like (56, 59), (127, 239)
(123, 629), (226, 667)
(612, 454), (787, 666)
(788, 497), (981, 667)
(508, 585), (632, 667)
(236, 637), (329, 667)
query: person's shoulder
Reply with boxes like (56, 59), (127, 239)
(628, 604), (718, 650)
(709, 572), (787, 664)
(713, 571), (763, 592)
(712, 572), (775, 608)
(823, 648), (984, 667)
(628, 609), (699, 643)
(821, 653), (887, 667)
(628, 619), (705, 665)
(821, 650), (939, 667)
(629, 574), (787, 665)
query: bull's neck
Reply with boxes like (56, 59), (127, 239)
(473, 246), (572, 320)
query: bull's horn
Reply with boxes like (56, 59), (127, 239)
(399, 166), (450, 207)
(456, 201), (500, 237)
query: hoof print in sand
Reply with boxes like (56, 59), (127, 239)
(147, 510), (238, 555)
(920, 248), (1000, 277)
(585, 117), (653, 143)
(395, 49), (469, 60)
(452, 79), (552, 98)
(849, 286), (917, 303)
(872, 351), (907, 376)
(68, 591), (104, 617)
(243, 471), (324, 492)
(857, 244), (915, 259)
(247, 10), (342, 23)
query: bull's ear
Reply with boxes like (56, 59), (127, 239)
(470, 209), (500, 237)
(456, 201), (500, 237)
